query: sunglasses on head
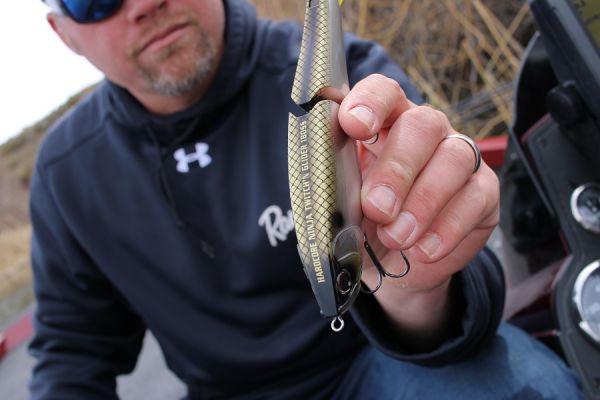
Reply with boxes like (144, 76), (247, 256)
(44, 0), (123, 24)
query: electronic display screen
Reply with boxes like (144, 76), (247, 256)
(570, 0), (600, 52)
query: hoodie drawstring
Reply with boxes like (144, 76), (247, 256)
(145, 117), (206, 229)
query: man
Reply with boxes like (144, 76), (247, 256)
(29, 0), (580, 398)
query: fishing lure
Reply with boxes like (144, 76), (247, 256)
(288, 0), (410, 332)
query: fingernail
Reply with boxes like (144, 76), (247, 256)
(349, 105), (376, 132)
(367, 185), (397, 217)
(416, 233), (441, 258)
(383, 211), (416, 246)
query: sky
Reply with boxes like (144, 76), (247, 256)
(0, 3), (103, 144)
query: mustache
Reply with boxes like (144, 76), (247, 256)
(129, 16), (195, 57)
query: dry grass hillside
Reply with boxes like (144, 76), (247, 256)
(0, 157), (32, 326)
(0, 0), (535, 327)
(0, 88), (93, 327)
(0, 158), (31, 319)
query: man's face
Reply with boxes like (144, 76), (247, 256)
(49, 0), (225, 112)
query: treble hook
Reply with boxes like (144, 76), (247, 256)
(361, 233), (410, 294)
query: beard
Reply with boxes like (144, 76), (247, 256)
(132, 21), (219, 97)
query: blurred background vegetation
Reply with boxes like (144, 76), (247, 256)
(253, 0), (535, 138)
(0, 0), (536, 327)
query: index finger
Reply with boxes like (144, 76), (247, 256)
(338, 74), (414, 141)
(360, 105), (452, 224)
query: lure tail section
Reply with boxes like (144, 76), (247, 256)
(292, 0), (349, 107)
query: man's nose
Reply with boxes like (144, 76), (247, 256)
(126, 0), (168, 23)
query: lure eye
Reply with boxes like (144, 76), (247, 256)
(336, 269), (353, 295)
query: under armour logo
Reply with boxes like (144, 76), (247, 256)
(173, 143), (212, 173)
(258, 205), (294, 247)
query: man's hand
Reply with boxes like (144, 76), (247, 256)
(338, 74), (500, 345)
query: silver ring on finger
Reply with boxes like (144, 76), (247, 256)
(444, 133), (481, 174)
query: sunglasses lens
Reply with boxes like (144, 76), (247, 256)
(62, 0), (123, 23)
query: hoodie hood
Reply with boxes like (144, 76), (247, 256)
(105, 0), (259, 144)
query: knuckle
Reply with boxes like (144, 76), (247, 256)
(484, 166), (500, 193)
(481, 169), (501, 217)
(487, 207), (501, 227)
(467, 184), (487, 211)
(478, 186), (500, 228)
(382, 156), (415, 189)
(466, 173), (499, 223)
(358, 75), (405, 107)
(410, 185), (439, 220)
(401, 106), (447, 139)
(370, 73), (402, 92)
(443, 138), (477, 172)
(352, 86), (387, 111)
(442, 209), (465, 239)
(382, 75), (404, 97)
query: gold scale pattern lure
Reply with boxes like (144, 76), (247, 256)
(288, 0), (410, 332)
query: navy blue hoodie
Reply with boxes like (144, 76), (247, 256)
(28, 0), (505, 398)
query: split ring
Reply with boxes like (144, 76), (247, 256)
(362, 132), (379, 145)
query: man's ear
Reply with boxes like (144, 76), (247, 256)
(47, 13), (82, 55)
